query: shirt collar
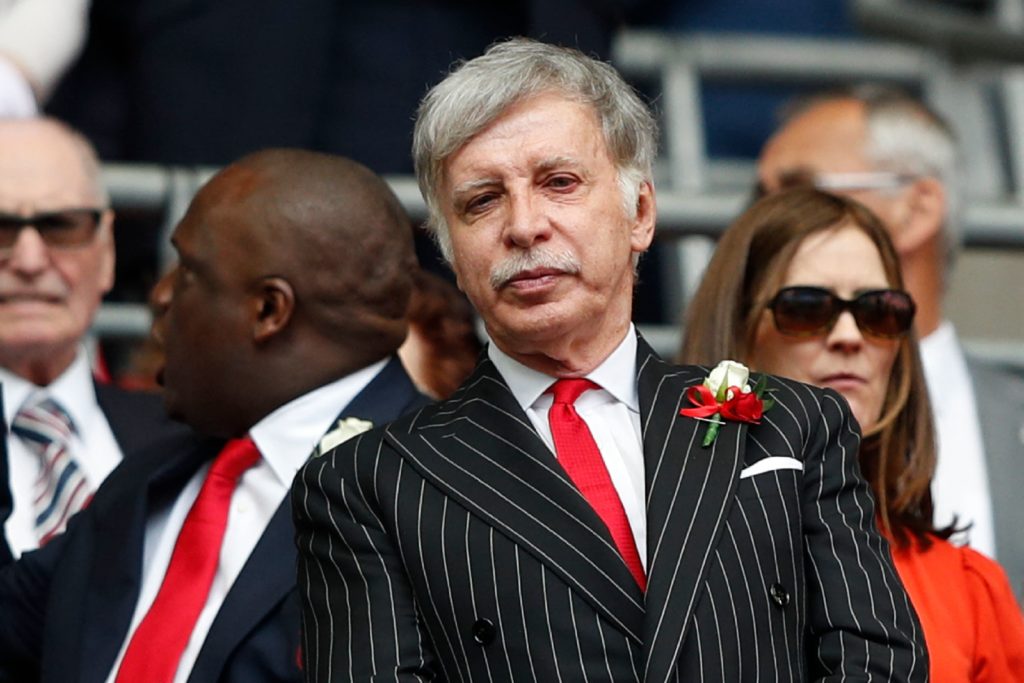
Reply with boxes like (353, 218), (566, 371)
(487, 324), (639, 413)
(0, 347), (98, 432)
(248, 357), (388, 487)
(918, 319), (959, 360)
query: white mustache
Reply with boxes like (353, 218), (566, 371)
(489, 249), (581, 289)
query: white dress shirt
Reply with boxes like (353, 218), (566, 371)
(105, 358), (388, 683)
(920, 321), (995, 556)
(488, 325), (647, 568)
(0, 347), (123, 557)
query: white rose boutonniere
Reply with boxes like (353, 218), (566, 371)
(314, 417), (374, 456)
(681, 360), (774, 447)
(704, 359), (751, 400)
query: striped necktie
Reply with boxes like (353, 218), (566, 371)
(10, 395), (92, 545)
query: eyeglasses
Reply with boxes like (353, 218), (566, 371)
(766, 286), (915, 339)
(811, 171), (919, 193)
(0, 208), (104, 252)
(752, 170), (920, 201)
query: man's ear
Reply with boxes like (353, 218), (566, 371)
(629, 180), (657, 253)
(98, 210), (116, 295)
(893, 177), (945, 255)
(252, 276), (295, 343)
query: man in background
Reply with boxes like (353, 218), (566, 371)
(0, 117), (179, 563)
(757, 86), (1024, 598)
(0, 148), (427, 682)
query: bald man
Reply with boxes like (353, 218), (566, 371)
(0, 149), (428, 683)
(0, 117), (182, 564)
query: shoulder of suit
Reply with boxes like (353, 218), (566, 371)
(656, 361), (835, 402)
(964, 350), (1024, 383)
(94, 382), (195, 454)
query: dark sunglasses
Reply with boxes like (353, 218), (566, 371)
(766, 286), (915, 339)
(0, 208), (104, 251)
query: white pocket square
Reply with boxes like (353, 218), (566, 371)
(739, 456), (803, 479)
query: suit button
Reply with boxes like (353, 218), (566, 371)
(769, 583), (790, 607)
(472, 618), (496, 646)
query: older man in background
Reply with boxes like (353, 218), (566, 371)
(0, 117), (179, 563)
(758, 87), (1024, 598)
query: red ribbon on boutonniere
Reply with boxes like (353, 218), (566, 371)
(680, 360), (774, 447)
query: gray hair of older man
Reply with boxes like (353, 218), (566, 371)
(412, 37), (659, 262)
(788, 86), (961, 275)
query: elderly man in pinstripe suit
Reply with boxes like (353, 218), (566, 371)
(293, 39), (927, 682)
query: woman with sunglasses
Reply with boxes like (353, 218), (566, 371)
(681, 187), (1024, 681)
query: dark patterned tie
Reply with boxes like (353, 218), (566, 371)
(548, 379), (646, 590)
(10, 395), (91, 545)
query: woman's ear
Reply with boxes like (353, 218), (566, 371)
(252, 276), (295, 343)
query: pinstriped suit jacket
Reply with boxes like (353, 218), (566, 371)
(294, 337), (927, 682)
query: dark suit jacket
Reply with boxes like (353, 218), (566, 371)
(0, 382), (186, 566)
(294, 338), (928, 681)
(967, 353), (1024, 601)
(0, 357), (428, 683)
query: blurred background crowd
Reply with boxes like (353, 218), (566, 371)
(3, 0), (1022, 368)
(2, 1), (1024, 678)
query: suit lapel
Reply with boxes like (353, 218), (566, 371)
(190, 357), (427, 680)
(967, 356), (1024, 594)
(635, 341), (745, 680)
(80, 438), (218, 683)
(390, 357), (646, 643)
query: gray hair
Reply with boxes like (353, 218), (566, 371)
(860, 87), (960, 271)
(413, 37), (658, 261)
(40, 117), (109, 207)
(787, 86), (961, 273)
(0, 116), (109, 207)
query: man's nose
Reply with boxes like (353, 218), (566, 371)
(5, 227), (51, 274)
(503, 192), (552, 249)
(150, 267), (175, 313)
(148, 267), (176, 344)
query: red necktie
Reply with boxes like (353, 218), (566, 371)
(547, 379), (646, 590)
(114, 436), (261, 683)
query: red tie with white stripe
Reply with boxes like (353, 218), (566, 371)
(547, 379), (646, 590)
(114, 436), (261, 683)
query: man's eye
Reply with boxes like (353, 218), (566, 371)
(466, 194), (497, 213)
(547, 175), (578, 190)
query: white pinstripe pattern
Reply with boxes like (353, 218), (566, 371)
(293, 337), (928, 681)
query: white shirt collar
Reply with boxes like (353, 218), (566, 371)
(919, 319), (960, 364)
(487, 324), (639, 413)
(248, 357), (388, 487)
(918, 320), (966, 407)
(0, 347), (98, 432)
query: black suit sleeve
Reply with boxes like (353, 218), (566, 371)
(0, 526), (67, 682)
(800, 388), (928, 680)
(293, 430), (439, 682)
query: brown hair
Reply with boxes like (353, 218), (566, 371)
(681, 187), (952, 547)
(403, 270), (482, 399)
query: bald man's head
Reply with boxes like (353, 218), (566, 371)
(0, 117), (114, 385)
(152, 149), (417, 437)
(221, 149), (416, 350)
